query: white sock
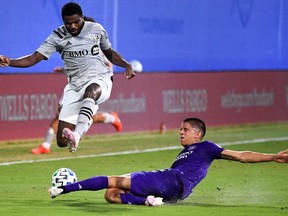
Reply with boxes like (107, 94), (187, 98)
(103, 113), (115, 124)
(42, 127), (54, 149)
(75, 98), (97, 138)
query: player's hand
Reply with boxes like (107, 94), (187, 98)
(274, 149), (288, 163)
(0, 55), (10, 67)
(53, 67), (64, 73)
(125, 64), (135, 80)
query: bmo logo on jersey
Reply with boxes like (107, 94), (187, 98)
(63, 45), (100, 57)
(63, 49), (88, 57)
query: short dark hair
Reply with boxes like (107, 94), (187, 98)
(61, 2), (83, 19)
(183, 117), (206, 139)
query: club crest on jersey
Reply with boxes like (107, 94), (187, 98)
(188, 145), (197, 151)
(92, 34), (100, 43)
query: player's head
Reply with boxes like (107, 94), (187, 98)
(62, 2), (83, 18)
(61, 2), (84, 36)
(182, 118), (206, 140)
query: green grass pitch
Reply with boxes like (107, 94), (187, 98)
(0, 122), (288, 216)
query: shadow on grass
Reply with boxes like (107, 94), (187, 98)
(8, 198), (287, 216)
(57, 199), (145, 213)
(176, 201), (287, 210)
(58, 199), (286, 211)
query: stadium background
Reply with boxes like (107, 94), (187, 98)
(0, 0), (288, 140)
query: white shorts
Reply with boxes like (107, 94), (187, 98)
(59, 74), (113, 125)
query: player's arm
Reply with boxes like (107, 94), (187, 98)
(0, 51), (45, 68)
(102, 48), (135, 79)
(221, 149), (288, 163)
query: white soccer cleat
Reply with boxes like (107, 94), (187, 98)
(62, 128), (79, 153)
(145, 195), (164, 206)
(48, 186), (64, 199)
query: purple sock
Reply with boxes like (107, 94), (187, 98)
(63, 176), (108, 193)
(120, 193), (146, 205)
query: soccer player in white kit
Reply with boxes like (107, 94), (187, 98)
(0, 2), (135, 153)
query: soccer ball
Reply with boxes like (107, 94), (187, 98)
(130, 60), (143, 72)
(51, 168), (77, 187)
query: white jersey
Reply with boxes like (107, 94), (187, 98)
(37, 21), (113, 91)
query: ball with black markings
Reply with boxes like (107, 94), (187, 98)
(51, 168), (77, 187)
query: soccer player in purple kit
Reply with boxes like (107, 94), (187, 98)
(48, 117), (288, 206)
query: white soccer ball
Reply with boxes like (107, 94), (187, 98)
(130, 60), (143, 72)
(51, 168), (77, 187)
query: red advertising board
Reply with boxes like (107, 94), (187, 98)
(0, 71), (288, 141)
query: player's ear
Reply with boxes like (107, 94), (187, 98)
(194, 129), (202, 139)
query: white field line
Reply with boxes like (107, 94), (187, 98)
(1, 137), (288, 166)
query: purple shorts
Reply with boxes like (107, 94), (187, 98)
(130, 168), (183, 203)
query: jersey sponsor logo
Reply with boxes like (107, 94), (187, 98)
(174, 150), (194, 162)
(63, 49), (89, 57)
(62, 44), (101, 57)
(53, 27), (68, 39)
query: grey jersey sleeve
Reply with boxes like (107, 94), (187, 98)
(98, 24), (112, 51)
(36, 33), (59, 60)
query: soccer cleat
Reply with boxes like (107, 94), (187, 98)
(62, 128), (79, 153)
(111, 112), (123, 132)
(31, 144), (50, 155)
(145, 195), (164, 206)
(48, 186), (64, 199)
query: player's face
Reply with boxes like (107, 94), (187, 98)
(63, 14), (84, 36)
(179, 122), (201, 147)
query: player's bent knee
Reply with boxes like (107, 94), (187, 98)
(104, 189), (115, 203)
(84, 83), (101, 102)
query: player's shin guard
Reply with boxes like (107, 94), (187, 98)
(75, 98), (97, 138)
(63, 176), (108, 193)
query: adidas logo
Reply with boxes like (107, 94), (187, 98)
(66, 41), (72, 46)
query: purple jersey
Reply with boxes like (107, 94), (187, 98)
(171, 141), (224, 199)
(130, 141), (224, 203)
